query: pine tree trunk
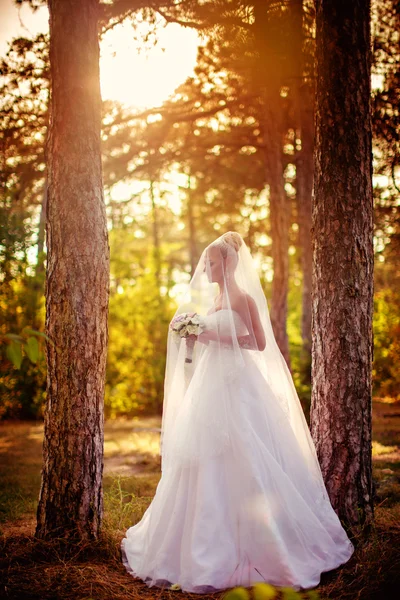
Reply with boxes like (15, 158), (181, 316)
(187, 174), (198, 278)
(310, 0), (374, 527)
(291, 0), (314, 357)
(36, 0), (109, 541)
(296, 90), (314, 356)
(36, 180), (47, 277)
(150, 179), (161, 288)
(253, 0), (291, 366)
(264, 111), (290, 366)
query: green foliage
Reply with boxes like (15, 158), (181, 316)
(253, 582), (277, 599)
(224, 587), (250, 600)
(0, 273), (46, 420)
(102, 475), (156, 534)
(0, 350), (46, 421)
(223, 584), (319, 600)
(280, 588), (303, 600)
(5, 337), (23, 369)
(2, 328), (49, 369)
(286, 264), (312, 419)
(304, 592), (319, 600)
(373, 289), (400, 400)
(105, 244), (176, 418)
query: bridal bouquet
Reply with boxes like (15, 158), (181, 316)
(169, 312), (205, 363)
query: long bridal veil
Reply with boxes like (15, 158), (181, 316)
(121, 231), (354, 593)
(160, 232), (329, 506)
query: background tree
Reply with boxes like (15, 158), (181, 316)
(371, 0), (400, 403)
(310, 0), (374, 527)
(0, 33), (49, 418)
(290, 0), (315, 362)
(35, 0), (109, 540)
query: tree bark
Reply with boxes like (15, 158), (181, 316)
(186, 173), (198, 278)
(296, 94), (314, 356)
(310, 0), (374, 527)
(264, 110), (290, 366)
(36, 179), (47, 278)
(36, 0), (109, 541)
(28, 180), (48, 329)
(149, 179), (161, 288)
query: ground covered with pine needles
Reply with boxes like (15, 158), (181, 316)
(1, 402), (399, 600)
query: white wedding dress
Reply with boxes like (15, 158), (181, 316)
(121, 310), (354, 593)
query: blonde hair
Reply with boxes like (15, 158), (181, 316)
(211, 231), (243, 258)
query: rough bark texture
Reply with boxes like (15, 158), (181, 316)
(36, 0), (109, 540)
(311, 0), (374, 527)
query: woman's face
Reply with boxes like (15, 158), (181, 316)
(204, 246), (224, 283)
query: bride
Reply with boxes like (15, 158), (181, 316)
(121, 231), (354, 593)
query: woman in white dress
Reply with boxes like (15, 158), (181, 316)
(121, 231), (354, 593)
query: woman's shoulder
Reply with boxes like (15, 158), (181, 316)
(233, 292), (256, 311)
(208, 292), (255, 316)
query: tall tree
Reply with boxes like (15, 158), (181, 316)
(35, 0), (109, 540)
(252, 0), (291, 365)
(310, 0), (374, 526)
(290, 0), (315, 358)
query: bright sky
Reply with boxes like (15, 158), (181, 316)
(0, 0), (199, 109)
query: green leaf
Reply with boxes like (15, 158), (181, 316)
(253, 583), (277, 600)
(22, 328), (52, 343)
(6, 340), (23, 368)
(224, 587), (250, 600)
(280, 588), (303, 600)
(305, 591), (320, 600)
(4, 333), (24, 342)
(25, 336), (39, 363)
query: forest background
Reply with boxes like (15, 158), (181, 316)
(0, 0), (399, 422)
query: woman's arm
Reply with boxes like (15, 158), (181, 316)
(244, 296), (266, 351)
(191, 297), (266, 351)
(197, 298), (266, 352)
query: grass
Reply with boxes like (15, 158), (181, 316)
(1, 403), (400, 600)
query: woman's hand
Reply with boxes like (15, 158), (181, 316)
(186, 330), (213, 345)
(197, 331), (212, 345)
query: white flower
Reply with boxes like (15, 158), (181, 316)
(186, 324), (199, 335)
(170, 312), (206, 339)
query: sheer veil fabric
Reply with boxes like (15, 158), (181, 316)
(121, 232), (354, 593)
